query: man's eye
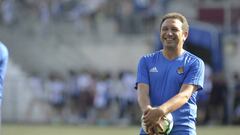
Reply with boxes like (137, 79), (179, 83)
(172, 28), (178, 32)
(162, 28), (168, 31)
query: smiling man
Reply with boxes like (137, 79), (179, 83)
(136, 12), (205, 135)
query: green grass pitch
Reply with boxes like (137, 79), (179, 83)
(2, 124), (240, 135)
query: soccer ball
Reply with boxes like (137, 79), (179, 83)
(142, 113), (174, 135)
(153, 113), (174, 135)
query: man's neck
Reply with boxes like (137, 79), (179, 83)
(163, 48), (184, 60)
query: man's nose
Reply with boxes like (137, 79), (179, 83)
(166, 30), (173, 36)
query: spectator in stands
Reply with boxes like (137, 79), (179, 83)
(142, 0), (160, 33)
(37, 0), (51, 34)
(45, 72), (66, 123)
(1, 0), (16, 26)
(25, 73), (47, 122)
(197, 63), (213, 125)
(77, 70), (95, 120)
(0, 42), (8, 130)
(205, 72), (228, 125)
(233, 72), (240, 124)
(93, 73), (111, 125)
(81, 0), (106, 34)
(115, 0), (134, 34)
(65, 70), (80, 123)
(117, 71), (137, 122)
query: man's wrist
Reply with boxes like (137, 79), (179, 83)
(157, 106), (167, 116)
(142, 105), (151, 113)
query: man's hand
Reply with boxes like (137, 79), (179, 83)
(143, 106), (165, 132)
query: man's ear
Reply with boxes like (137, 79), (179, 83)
(183, 31), (188, 41)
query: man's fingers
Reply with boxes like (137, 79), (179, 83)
(143, 113), (150, 123)
(143, 105), (152, 115)
(145, 120), (151, 126)
(146, 124), (154, 135)
(144, 106), (151, 115)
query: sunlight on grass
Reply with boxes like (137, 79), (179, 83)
(2, 124), (240, 135)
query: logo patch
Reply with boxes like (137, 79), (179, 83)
(177, 67), (184, 74)
(150, 67), (158, 72)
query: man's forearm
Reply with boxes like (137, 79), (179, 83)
(137, 83), (152, 112)
(158, 92), (189, 115)
(158, 84), (197, 115)
(138, 92), (151, 112)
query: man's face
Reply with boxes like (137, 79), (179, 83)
(160, 18), (188, 49)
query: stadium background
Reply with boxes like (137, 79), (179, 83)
(1, 0), (240, 134)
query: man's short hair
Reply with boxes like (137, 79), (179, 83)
(160, 12), (189, 32)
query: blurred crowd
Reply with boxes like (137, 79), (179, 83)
(26, 69), (140, 125)
(0, 0), (162, 34)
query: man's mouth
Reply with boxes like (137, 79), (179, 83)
(164, 36), (175, 41)
(164, 38), (175, 43)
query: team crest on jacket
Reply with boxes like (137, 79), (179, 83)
(177, 66), (184, 74)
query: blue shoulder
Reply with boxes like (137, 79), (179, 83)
(143, 51), (160, 59)
(184, 51), (204, 67)
(0, 42), (9, 59)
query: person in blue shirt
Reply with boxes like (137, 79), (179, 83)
(0, 42), (8, 128)
(136, 12), (204, 135)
